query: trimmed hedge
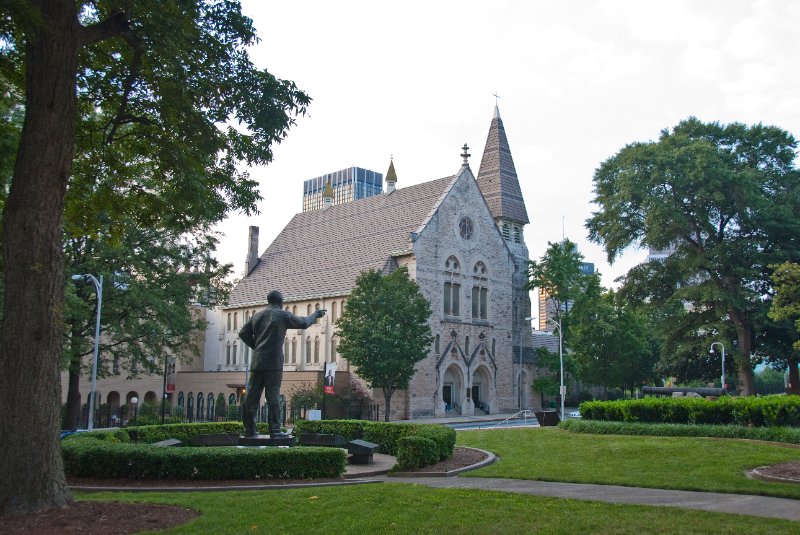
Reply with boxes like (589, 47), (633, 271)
(579, 395), (800, 427)
(394, 436), (439, 471)
(560, 417), (800, 444)
(62, 428), (346, 480)
(126, 422), (272, 443)
(292, 419), (456, 465)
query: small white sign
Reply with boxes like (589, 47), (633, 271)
(308, 409), (322, 421)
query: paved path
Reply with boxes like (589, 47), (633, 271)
(375, 475), (800, 521)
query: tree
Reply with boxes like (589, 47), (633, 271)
(0, 1), (308, 515)
(587, 117), (800, 396)
(61, 223), (232, 430)
(570, 275), (654, 398)
(531, 346), (577, 406)
(335, 267), (432, 421)
(768, 261), (800, 394)
(526, 239), (587, 343)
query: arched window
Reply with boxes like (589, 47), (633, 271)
(227, 313), (231, 331)
(233, 312), (238, 330)
(331, 301), (338, 323)
(226, 342), (231, 366)
(502, 223), (510, 240)
(284, 340), (290, 363)
(207, 393), (215, 421)
(435, 334), (440, 354)
(314, 336), (320, 363)
(233, 343), (238, 365)
(307, 304), (312, 315)
(197, 392), (204, 421)
(443, 256), (461, 317)
(187, 393), (194, 422)
(228, 393), (236, 406)
(465, 336), (470, 356)
(472, 261), (489, 320)
(331, 338), (337, 362)
(315, 302), (320, 311)
(305, 337), (311, 363)
(291, 338), (297, 363)
(292, 305), (297, 315)
(513, 225), (521, 243)
(177, 391), (184, 408)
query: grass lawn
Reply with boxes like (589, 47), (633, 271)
(457, 427), (800, 499)
(78, 484), (800, 534)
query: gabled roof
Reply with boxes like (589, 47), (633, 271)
(228, 175), (454, 307)
(476, 105), (530, 225)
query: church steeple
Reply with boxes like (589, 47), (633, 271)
(476, 105), (529, 225)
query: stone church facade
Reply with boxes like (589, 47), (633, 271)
(223, 105), (535, 419)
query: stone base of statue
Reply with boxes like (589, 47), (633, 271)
(238, 434), (296, 447)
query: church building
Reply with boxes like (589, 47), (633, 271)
(222, 105), (535, 419)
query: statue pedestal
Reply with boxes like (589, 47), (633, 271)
(238, 434), (296, 447)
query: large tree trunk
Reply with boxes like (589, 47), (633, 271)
(383, 390), (393, 422)
(0, 1), (80, 515)
(730, 308), (756, 396)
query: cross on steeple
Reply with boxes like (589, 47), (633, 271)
(461, 143), (471, 166)
(493, 91), (500, 105)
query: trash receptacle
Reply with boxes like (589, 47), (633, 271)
(535, 410), (560, 426)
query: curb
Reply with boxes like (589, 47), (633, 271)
(748, 466), (800, 485)
(389, 447), (496, 478)
(69, 479), (383, 493)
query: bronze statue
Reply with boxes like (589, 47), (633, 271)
(239, 290), (325, 437)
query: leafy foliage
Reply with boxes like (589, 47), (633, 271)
(578, 395), (800, 427)
(335, 267), (432, 420)
(560, 418), (800, 444)
(587, 117), (800, 395)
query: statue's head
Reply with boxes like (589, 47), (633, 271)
(267, 290), (284, 306)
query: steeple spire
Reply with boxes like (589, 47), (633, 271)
(385, 157), (397, 193)
(476, 105), (529, 225)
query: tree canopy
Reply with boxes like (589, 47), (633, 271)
(587, 117), (800, 395)
(335, 267), (432, 421)
(0, 0), (308, 514)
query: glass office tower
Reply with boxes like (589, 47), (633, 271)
(302, 166), (383, 212)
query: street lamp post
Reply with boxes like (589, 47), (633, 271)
(161, 356), (175, 425)
(71, 274), (103, 431)
(130, 396), (139, 426)
(557, 314), (565, 422)
(710, 342), (726, 391)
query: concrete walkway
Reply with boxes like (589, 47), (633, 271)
(375, 475), (800, 521)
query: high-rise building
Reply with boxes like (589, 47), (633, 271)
(538, 261), (595, 331)
(302, 166), (383, 212)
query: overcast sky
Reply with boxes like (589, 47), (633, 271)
(215, 0), (800, 293)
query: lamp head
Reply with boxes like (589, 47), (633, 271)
(71, 274), (83, 281)
(131, 396), (139, 404)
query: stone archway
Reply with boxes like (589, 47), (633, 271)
(471, 365), (494, 414)
(442, 364), (465, 414)
(107, 391), (120, 409)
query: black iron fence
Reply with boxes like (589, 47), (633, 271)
(77, 401), (381, 429)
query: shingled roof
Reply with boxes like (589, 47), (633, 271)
(227, 175), (455, 307)
(476, 105), (530, 224)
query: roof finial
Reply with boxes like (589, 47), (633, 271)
(492, 92), (501, 120)
(461, 143), (471, 167)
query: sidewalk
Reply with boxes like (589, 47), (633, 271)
(373, 475), (800, 522)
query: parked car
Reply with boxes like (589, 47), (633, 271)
(567, 409), (581, 419)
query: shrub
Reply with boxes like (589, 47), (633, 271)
(62, 437), (347, 480)
(559, 418), (800, 444)
(579, 395), (800, 427)
(394, 436), (438, 471)
(292, 419), (455, 465)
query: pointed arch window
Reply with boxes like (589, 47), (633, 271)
(226, 342), (231, 366)
(502, 223), (510, 240)
(331, 301), (338, 323)
(331, 337), (337, 362)
(472, 261), (489, 320)
(233, 312), (238, 330)
(227, 313), (232, 331)
(513, 225), (521, 243)
(435, 334), (440, 354)
(314, 336), (320, 363)
(233, 343), (238, 366)
(284, 340), (290, 363)
(443, 256), (461, 317)
(291, 338), (297, 363)
(305, 337), (312, 364)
